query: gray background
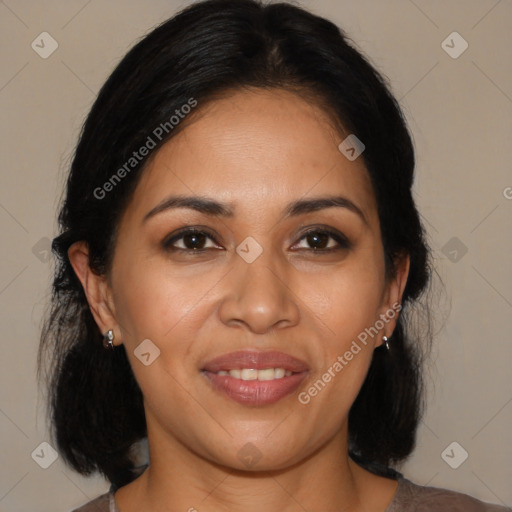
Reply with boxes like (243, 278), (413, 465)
(0, 0), (511, 510)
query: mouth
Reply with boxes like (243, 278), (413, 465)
(201, 350), (309, 406)
(213, 367), (295, 380)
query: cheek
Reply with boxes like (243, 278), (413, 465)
(111, 255), (225, 399)
(308, 261), (384, 342)
(111, 260), (205, 412)
(297, 252), (384, 403)
(296, 273), (382, 437)
(112, 255), (213, 343)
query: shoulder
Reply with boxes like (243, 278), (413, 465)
(70, 465), (147, 511)
(389, 477), (511, 512)
(70, 492), (114, 512)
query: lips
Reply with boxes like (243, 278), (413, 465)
(201, 350), (309, 373)
(201, 350), (309, 406)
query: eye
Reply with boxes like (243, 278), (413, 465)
(162, 226), (351, 254)
(293, 228), (351, 253)
(162, 228), (221, 252)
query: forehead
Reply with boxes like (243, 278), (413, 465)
(123, 88), (377, 225)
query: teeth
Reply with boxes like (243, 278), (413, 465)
(241, 368), (258, 380)
(215, 368), (293, 380)
(257, 368), (275, 381)
(275, 368), (286, 378)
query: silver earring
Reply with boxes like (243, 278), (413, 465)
(103, 329), (115, 350)
(383, 336), (390, 351)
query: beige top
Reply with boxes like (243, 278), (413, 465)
(72, 476), (511, 511)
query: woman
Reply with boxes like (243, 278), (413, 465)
(38, 0), (510, 510)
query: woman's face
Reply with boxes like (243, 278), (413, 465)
(102, 88), (407, 470)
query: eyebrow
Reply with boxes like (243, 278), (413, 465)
(142, 194), (368, 225)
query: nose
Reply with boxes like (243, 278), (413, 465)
(217, 248), (301, 335)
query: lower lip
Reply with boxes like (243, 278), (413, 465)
(202, 371), (308, 406)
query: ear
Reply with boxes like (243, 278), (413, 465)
(67, 241), (123, 346)
(376, 252), (410, 346)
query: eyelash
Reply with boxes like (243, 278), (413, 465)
(162, 226), (351, 254)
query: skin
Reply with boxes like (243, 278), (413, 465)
(69, 88), (410, 512)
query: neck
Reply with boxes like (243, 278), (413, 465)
(115, 423), (397, 512)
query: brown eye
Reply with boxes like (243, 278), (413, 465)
(163, 228), (220, 252)
(294, 228), (351, 252)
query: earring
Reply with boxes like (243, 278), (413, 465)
(382, 335), (390, 351)
(103, 329), (115, 350)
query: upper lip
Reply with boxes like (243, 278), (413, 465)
(202, 350), (309, 373)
